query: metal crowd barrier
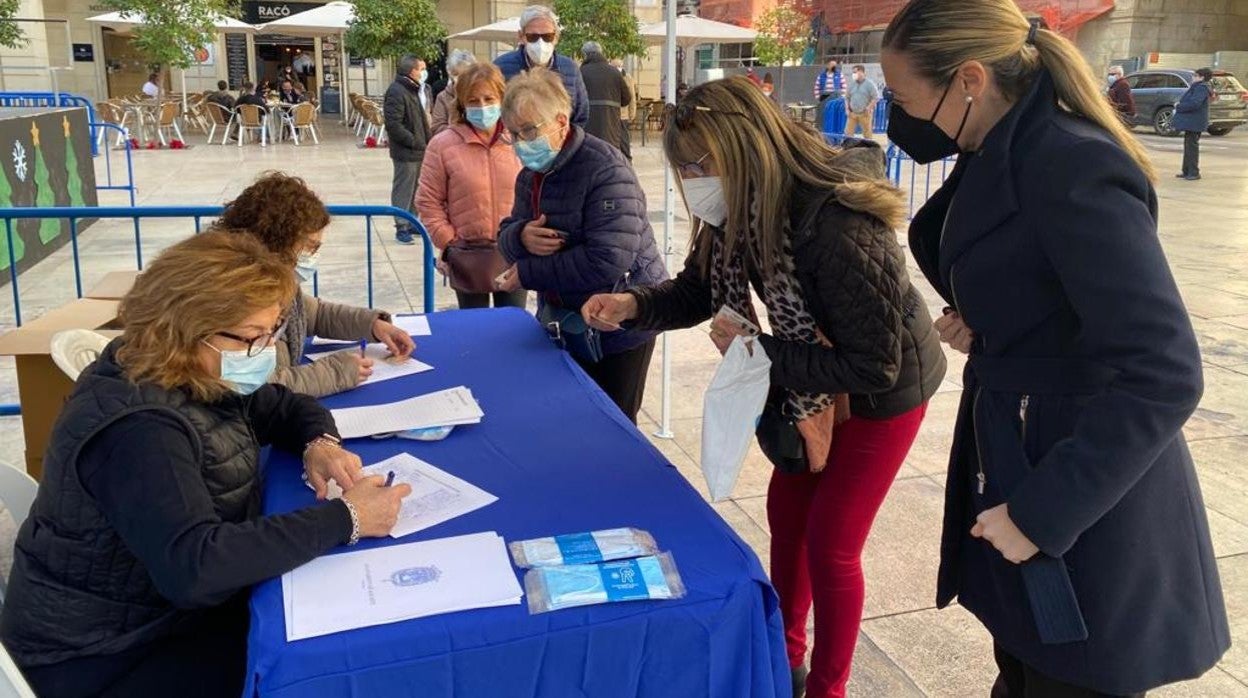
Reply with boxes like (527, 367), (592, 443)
(0, 205), (436, 327)
(0, 91), (99, 156)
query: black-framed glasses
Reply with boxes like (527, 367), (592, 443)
(525, 32), (556, 43)
(211, 317), (288, 357)
(508, 120), (549, 143)
(677, 152), (711, 179)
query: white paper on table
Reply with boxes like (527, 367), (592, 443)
(327, 453), (498, 538)
(329, 386), (484, 439)
(393, 315), (432, 336)
(282, 531), (522, 642)
(307, 344), (433, 386)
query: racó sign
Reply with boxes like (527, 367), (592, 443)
(242, 1), (320, 24)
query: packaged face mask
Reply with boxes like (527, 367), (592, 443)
(509, 527), (658, 568)
(524, 553), (686, 614)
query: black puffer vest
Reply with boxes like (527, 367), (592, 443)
(0, 340), (259, 666)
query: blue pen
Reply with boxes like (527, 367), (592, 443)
(359, 338), (367, 357)
(384, 471), (396, 487)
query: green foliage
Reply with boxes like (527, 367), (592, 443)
(553, 0), (646, 60)
(103, 0), (233, 70)
(753, 1), (810, 68)
(345, 0), (446, 64)
(0, 0), (25, 50)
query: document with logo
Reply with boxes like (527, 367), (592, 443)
(282, 531), (522, 641)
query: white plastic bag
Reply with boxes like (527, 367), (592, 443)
(701, 335), (771, 501)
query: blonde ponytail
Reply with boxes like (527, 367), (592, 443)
(1030, 29), (1156, 181)
(883, 0), (1156, 183)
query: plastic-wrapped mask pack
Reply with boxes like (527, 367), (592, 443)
(524, 553), (686, 614)
(508, 528), (658, 568)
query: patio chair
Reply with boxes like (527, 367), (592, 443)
(94, 101), (132, 147)
(153, 101), (185, 146)
(235, 104), (268, 147)
(203, 101), (236, 144)
(284, 102), (319, 145)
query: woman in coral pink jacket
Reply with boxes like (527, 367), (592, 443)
(416, 62), (525, 309)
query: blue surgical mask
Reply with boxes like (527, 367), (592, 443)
(419, 69), (428, 84)
(205, 341), (277, 395)
(1108, 74), (1118, 85)
(294, 251), (319, 283)
(514, 134), (559, 172)
(466, 104), (501, 131)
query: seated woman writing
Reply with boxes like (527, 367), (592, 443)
(214, 172), (416, 397)
(0, 231), (409, 698)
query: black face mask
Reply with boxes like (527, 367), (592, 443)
(886, 79), (972, 165)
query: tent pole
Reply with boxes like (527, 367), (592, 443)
(654, 0), (677, 441)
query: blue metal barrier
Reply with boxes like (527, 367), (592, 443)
(884, 144), (955, 220)
(0, 91), (99, 156)
(91, 122), (136, 207)
(0, 205), (435, 328)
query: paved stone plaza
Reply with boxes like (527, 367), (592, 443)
(0, 120), (1245, 695)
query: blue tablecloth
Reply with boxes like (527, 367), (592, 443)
(245, 309), (789, 697)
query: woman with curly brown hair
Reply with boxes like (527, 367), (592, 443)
(215, 172), (416, 397)
(0, 231), (409, 697)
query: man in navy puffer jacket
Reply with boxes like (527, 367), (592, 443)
(496, 68), (668, 423)
(494, 4), (589, 127)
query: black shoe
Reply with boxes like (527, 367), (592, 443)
(1175, 173), (1188, 178)
(1184, 174), (1202, 181)
(791, 665), (808, 698)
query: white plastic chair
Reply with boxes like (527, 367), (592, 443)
(0, 642), (35, 698)
(0, 462), (38, 604)
(50, 329), (109, 382)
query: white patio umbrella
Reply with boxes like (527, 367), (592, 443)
(447, 17), (521, 43)
(86, 12), (258, 112)
(640, 15), (757, 49)
(85, 11), (257, 34)
(258, 1), (357, 122)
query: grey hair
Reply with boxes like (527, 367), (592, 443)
(398, 54), (424, 76)
(520, 5), (559, 32)
(447, 49), (476, 75)
(582, 41), (603, 57)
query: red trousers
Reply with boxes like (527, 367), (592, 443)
(766, 404), (927, 698)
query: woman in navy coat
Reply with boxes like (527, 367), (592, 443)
(881, 1), (1229, 695)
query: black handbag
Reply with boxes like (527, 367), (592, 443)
(755, 388), (806, 474)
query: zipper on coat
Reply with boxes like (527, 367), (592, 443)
(1019, 394), (1030, 444)
(951, 263), (986, 495)
(973, 387), (986, 495)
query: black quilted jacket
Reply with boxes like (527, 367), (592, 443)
(630, 182), (946, 419)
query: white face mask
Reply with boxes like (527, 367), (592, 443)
(295, 251), (319, 283)
(526, 39), (555, 66)
(682, 176), (727, 228)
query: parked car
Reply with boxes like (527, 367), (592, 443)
(1122, 68), (1248, 136)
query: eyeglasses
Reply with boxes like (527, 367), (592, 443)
(211, 317), (288, 357)
(665, 102), (750, 131)
(508, 120), (549, 143)
(678, 152), (711, 179)
(525, 32), (556, 43)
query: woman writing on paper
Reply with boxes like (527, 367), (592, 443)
(581, 78), (946, 698)
(0, 231), (410, 697)
(214, 172), (416, 398)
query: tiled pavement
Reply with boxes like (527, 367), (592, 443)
(1, 119), (1246, 695)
